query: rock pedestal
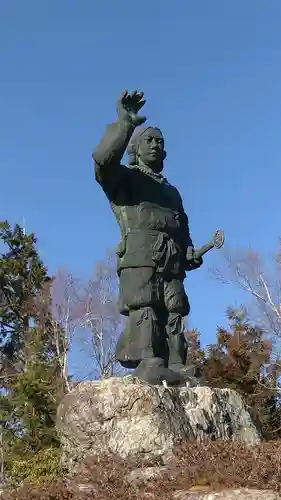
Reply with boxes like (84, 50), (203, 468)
(56, 375), (261, 472)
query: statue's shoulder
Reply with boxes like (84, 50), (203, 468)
(165, 179), (181, 195)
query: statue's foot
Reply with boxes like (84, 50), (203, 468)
(132, 358), (189, 387)
(168, 363), (202, 388)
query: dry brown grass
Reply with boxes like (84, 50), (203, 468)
(4, 439), (281, 499)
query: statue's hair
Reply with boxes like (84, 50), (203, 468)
(127, 126), (166, 165)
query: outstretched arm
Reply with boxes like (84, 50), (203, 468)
(93, 119), (135, 187)
(92, 90), (146, 193)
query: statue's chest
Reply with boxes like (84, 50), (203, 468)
(128, 171), (181, 210)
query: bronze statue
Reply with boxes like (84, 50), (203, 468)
(93, 90), (224, 386)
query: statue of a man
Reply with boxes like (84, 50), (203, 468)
(93, 90), (203, 386)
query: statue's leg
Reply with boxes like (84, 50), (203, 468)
(116, 269), (192, 385)
(164, 279), (195, 375)
(116, 307), (164, 369)
(115, 267), (167, 369)
(166, 312), (187, 368)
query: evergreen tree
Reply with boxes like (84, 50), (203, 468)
(0, 221), (48, 372)
(0, 220), (64, 480)
(201, 308), (281, 440)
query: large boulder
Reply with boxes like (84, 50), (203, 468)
(56, 375), (261, 472)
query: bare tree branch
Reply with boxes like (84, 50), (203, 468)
(74, 250), (123, 379)
(51, 268), (80, 392)
(212, 245), (281, 357)
(51, 251), (123, 382)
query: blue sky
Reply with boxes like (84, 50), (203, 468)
(1, 1), (281, 363)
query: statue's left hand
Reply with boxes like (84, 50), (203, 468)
(186, 247), (203, 271)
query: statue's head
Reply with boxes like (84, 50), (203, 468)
(127, 126), (166, 173)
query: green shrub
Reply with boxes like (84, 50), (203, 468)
(8, 447), (61, 486)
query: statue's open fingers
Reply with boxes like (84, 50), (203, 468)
(117, 90), (128, 110)
(119, 89), (128, 100)
(130, 91), (144, 105)
(135, 99), (146, 111)
(129, 90), (138, 100)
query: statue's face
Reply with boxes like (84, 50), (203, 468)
(137, 128), (165, 172)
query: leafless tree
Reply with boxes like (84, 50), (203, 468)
(51, 251), (123, 382)
(51, 268), (81, 392)
(212, 243), (281, 360)
(73, 250), (123, 379)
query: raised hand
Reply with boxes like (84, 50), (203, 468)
(116, 90), (146, 126)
